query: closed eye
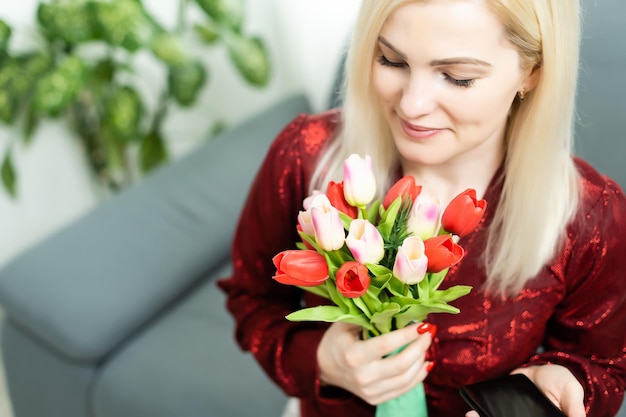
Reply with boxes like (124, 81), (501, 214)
(443, 73), (476, 88)
(377, 54), (407, 69)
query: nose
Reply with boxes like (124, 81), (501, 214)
(400, 73), (437, 119)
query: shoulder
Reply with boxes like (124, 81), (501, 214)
(269, 109), (342, 161)
(573, 157), (625, 217)
(560, 158), (626, 284)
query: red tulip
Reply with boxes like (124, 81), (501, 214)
(382, 176), (422, 209)
(272, 250), (329, 286)
(327, 181), (358, 218)
(335, 261), (370, 298)
(423, 235), (464, 273)
(441, 189), (487, 237)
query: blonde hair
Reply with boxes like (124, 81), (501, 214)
(311, 0), (582, 294)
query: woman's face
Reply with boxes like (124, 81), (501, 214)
(372, 0), (535, 174)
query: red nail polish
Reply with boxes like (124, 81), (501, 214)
(417, 322), (431, 335)
(426, 362), (435, 372)
(428, 324), (437, 339)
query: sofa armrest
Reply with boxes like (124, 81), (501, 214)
(0, 94), (311, 363)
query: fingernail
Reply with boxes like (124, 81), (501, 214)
(417, 322), (432, 335)
(428, 324), (437, 339)
(426, 361), (435, 372)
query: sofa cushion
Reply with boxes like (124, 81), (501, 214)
(0, 94), (312, 363)
(91, 263), (287, 417)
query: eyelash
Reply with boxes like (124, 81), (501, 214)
(376, 55), (476, 88)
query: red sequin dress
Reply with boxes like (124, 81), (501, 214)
(218, 110), (626, 417)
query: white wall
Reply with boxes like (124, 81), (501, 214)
(0, 0), (362, 267)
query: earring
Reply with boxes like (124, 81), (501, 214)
(518, 89), (526, 101)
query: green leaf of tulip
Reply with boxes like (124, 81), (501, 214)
(286, 306), (373, 331)
(433, 285), (473, 303)
(371, 304), (401, 334)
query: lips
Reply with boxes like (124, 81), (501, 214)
(400, 119), (444, 140)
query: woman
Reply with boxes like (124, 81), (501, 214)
(218, 1), (626, 416)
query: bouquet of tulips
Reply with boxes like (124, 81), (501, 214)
(272, 154), (487, 337)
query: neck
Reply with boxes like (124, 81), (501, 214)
(401, 144), (504, 208)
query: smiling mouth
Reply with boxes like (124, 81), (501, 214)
(400, 119), (444, 139)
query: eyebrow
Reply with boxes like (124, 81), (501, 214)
(377, 35), (492, 68)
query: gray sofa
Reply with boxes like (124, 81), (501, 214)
(0, 94), (311, 417)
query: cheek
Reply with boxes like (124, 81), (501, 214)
(372, 66), (402, 105)
(452, 88), (515, 128)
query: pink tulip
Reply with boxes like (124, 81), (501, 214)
(407, 194), (441, 240)
(343, 154), (376, 207)
(392, 236), (428, 284)
(297, 210), (315, 236)
(345, 219), (385, 265)
(302, 190), (322, 211)
(310, 194), (345, 251)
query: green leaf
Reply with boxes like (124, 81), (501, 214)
(370, 303), (401, 334)
(37, 3), (99, 44)
(225, 33), (270, 87)
(339, 211), (353, 231)
(150, 33), (189, 67)
(352, 297), (372, 319)
(433, 285), (472, 303)
(378, 197), (402, 238)
(33, 56), (88, 116)
(140, 130), (168, 173)
(286, 306), (373, 330)
(395, 304), (431, 329)
(367, 263), (393, 277)
(194, 22), (220, 44)
(0, 19), (12, 51)
(427, 269), (449, 293)
(298, 284), (330, 300)
(90, 0), (154, 52)
(194, 0), (244, 31)
(325, 279), (350, 312)
(168, 60), (207, 106)
(1, 151), (17, 198)
(22, 105), (39, 143)
(367, 198), (381, 224)
(103, 85), (143, 141)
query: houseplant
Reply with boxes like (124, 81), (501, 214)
(0, 0), (270, 198)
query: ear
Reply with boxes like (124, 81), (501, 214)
(520, 64), (541, 93)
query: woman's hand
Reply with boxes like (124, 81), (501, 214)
(464, 364), (585, 417)
(317, 321), (435, 405)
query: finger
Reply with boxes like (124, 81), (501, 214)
(372, 333), (431, 380)
(559, 379), (585, 417)
(366, 359), (433, 405)
(362, 323), (424, 360)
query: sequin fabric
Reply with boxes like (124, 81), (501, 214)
(218, 111), (626, 417)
